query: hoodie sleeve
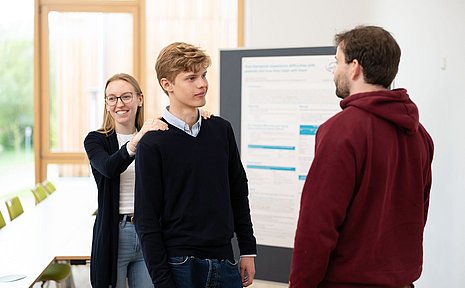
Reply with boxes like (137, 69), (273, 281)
(289, 118), (359, 287)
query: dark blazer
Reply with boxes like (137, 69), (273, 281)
(84, 130), (134, 287)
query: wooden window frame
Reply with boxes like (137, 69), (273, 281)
(34, 0), (145, 182)
(34, 0), (244, 183)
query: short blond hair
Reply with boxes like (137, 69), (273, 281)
(155, 42), (211, 95)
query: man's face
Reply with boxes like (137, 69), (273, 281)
(164, 69), (208, 110)
(334, 45), (351, 99)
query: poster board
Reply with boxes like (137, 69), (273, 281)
(220, 46), (337, 283)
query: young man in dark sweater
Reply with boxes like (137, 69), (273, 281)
(134, 42), (256, 288)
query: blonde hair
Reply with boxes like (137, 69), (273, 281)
(155, 42), (211, 95)
(98, 73), (144, 135)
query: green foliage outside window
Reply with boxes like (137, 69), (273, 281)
(0, 40), (34, 153)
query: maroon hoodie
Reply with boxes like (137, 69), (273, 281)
(290, 89), (434, 287)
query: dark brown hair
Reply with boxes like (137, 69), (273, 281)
(334, 25), (401, 88)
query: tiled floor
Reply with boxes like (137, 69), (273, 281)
(252, 279), (288, 288)
(39, 263), (288, 287)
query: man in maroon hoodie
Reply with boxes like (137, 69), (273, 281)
(289, 25), (434, 288)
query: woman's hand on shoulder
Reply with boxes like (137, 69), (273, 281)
(141, 118), (169, 133)
(128, 119), (168, 153)
(200, 109), (214, 119)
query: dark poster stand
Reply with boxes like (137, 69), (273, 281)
(220, 46), (335, 283)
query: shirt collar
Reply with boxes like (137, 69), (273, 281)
(163, 106), (202, 137)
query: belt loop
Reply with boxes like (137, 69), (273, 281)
(119, 214), (134, 224)
(120, 215), (127, 228)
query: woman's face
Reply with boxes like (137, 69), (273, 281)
(105, 79), (142, 132)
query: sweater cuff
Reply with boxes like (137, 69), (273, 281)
(126, 142), (136, 157)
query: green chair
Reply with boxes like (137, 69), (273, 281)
(5, 196), (24, 221)
(0, 210), (6, 229)
(42, 180), (57, 194)
(37, 261), (72, 288)
(31, 183), (49, 205)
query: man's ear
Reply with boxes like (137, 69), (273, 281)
(350, 59), (363, 81)
(160, 78), (173, 93)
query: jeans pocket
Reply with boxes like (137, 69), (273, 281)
(225, 259), (238, 267)
(168, 256), (190, 265)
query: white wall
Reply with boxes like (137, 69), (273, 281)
(245, 0), (465, 287)
(245, 0), (372, 47)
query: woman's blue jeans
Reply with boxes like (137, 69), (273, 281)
(116, 218), (153, 288)
(168, 256), (243, 288)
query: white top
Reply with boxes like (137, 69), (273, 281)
(117, 132), (137, 215)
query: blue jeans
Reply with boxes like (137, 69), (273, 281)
(116, 218), (153, 288)
(168, 256), (242, 288)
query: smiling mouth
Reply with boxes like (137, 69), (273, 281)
(116, 110), (129, 114)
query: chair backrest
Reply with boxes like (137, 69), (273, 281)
(31, 184), (49, 205)
(42, 180), (57, 194)
(5, 196), (24, 221)
(0, 210), (6, 229)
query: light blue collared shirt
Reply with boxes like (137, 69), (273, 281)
(163, 106), (202, 137)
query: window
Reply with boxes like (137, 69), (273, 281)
(0, 0), (35, 206)
(31, 0), (241, 184)
(35, 0), (142, 181)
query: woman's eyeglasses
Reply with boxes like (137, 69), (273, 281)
(104, 92), (135, 106)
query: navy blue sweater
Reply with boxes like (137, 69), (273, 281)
(134, 116), (256, 288)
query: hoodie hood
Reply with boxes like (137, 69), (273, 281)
(340, 88), (419, 135)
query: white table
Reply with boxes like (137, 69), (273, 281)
(0, 184), (96, 288)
